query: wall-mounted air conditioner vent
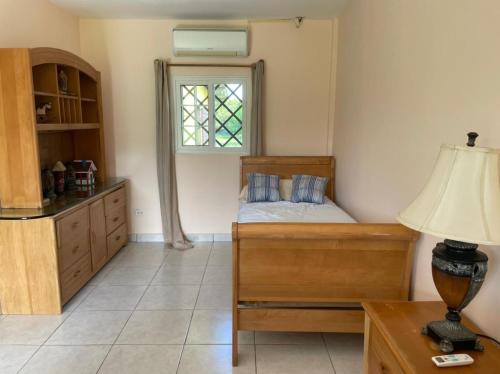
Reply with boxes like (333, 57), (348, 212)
(173, 27), (248, 57)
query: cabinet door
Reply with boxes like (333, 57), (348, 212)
(89, 199), (107, 272)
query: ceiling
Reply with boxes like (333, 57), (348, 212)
(50, 0), (349, 19)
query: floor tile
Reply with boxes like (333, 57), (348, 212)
(212, 241), (231, 250)
(186, 310), (254, 344)
(165, 247), (211, 267)
(191, 241), (214, 250)
(255, 331), (324, 345)
(63, 284), (96, 313)
(0, 345), (38, 374)
(87, 263), (115, 285)
(256, 344), (334, 374)
(98, 345), (183, 374)
(77, 285), (147, 311)
(19, 345), (109, 374)
(105, 248), (128, 267)
(116, 310), (191, 344)
(136, 285), (199, 310)
(208, 247), (232, 266)
(178, 345), (255, 374)
(324, 333), (364, 374)
(46, 311), (131, 345)
(151, 265), (205, 285)
(127, 242), (169, 251)
(0, 315), (66, 345)
(196, 284), (232, 309)
(102, 267), (158, 285)
(112, 247), (167, 267)
(202, 266), (232, 285)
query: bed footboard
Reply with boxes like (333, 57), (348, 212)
(231, 222), (419, 365)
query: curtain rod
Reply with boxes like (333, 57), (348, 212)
(167, 62), (257, 68)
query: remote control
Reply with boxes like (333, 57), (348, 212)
(432, 354), (474, 367)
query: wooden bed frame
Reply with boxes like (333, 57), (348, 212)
(232, 156), (419, 365)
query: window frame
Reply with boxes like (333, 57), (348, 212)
(173, 75), (251, 154)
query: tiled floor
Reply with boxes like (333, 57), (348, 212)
(0, 242), (364, 374)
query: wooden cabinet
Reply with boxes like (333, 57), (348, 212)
(55, 185), (128, 305)
(89, 199), (107, 272)
(362, 301), (500, 374)
(0, 47), (106, 209)
(0, 182), (128, 314)
(0, 47), (126, 315)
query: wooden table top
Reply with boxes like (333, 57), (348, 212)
(363, 301), (500, 374)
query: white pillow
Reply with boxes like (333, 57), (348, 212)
(240, 179), (293, 201)
(279, 179), (293, 201)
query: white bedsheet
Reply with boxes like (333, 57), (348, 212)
(238, 198), (357, 223)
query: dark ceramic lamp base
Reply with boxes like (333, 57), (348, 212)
(422, 239), (488, 353)
(423, 317), (484, 353)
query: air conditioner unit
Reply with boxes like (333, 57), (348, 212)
(173, 27), (248, 57)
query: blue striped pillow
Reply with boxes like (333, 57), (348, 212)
(246, 173), (280, 202)
(291, 175), (328, 204)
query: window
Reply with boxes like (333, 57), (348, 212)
(174, 77), (250, 153)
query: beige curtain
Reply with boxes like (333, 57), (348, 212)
(250, 60), (264, 156)
(154, 59), (192, 249)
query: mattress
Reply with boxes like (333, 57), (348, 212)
(238, 198), (357, 223)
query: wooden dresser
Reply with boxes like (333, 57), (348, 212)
(0, 179), (128, 314)
(0, 48), (128, 314)
(362, 301), (500, 374)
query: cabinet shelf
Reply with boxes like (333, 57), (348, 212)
(59, 94), (79, 100)
(34, 91), (58, 97)
(37, 123), (100, 132)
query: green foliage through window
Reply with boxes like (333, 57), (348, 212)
(178, 80), (246, 151)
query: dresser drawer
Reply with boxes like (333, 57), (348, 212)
(107, 223), (127, 258)
(105, 204), (126, 234)
(58, 206), (89, 245)
(60, 253), (92, 304)
(104, 187), (126, 214)
(57, 207), (91, 271)
(369, 324), (404, 374)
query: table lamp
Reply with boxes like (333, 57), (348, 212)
(397, 132), (499, 353)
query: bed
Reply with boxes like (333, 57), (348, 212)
(232, 156), (419, 365)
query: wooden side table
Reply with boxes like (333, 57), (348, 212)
(362, 301), (499, 373)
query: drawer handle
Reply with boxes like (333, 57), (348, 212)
(73, 270), (81, 278)
(113, 217), (119, 222)
(380, 362), (389, 374)
(72, 245), (79, 254)
(72, 221), (79, 229)
(115, 235), (121, 241)
(113, 198), (119, 204)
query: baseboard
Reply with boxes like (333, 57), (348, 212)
(129, 233), (231, 243)
(213, 233), (232, 241)
(187, 233), (214, 242)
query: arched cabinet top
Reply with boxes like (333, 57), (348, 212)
(30, 47), (99, 81)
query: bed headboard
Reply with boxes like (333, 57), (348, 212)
(240, 156), (335, 201)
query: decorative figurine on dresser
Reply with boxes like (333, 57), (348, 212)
(0, 47), (128, 315)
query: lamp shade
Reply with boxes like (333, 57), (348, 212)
(397, 143), (500, 245)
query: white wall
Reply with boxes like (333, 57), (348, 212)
(334, 0), (500, 338)
(79, 19), (338, 236)
(0, 0), (80, 54)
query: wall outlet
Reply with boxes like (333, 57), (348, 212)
(134, 209), (144, 216)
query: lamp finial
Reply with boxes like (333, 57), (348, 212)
(467, 132), (478, 147)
